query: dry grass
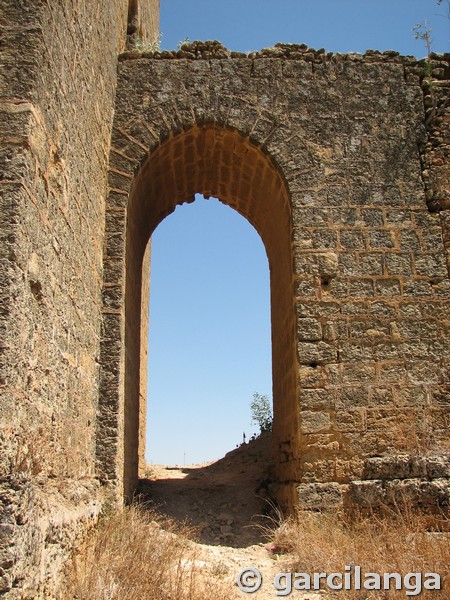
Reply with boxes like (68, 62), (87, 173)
(61, 505), (232, 600)
(61, 496), (449, 599)
(266, 503), (449, 599)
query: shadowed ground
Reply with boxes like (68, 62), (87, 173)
(137, 432), (275, 547)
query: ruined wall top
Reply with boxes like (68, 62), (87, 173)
(120, 39), (450, 68)
(118, 40), (450, 215)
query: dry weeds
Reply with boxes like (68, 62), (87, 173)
(266, 503), (449, 599)
(61, 505), (232, 600)
(62, 498), (449, 599)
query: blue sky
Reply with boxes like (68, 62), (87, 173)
(159, 0), (449, 56)
(146, 1), (449, 466)
(146, 197), (271, 464)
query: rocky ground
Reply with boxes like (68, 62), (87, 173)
(137, 434), (326, 599)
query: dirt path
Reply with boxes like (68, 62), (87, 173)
(137, 434), (326, 599)
(138, 433), (274, 547)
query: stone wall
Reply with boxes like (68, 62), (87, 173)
(0, 0), (159, 596)
(104, 42), (450, 512)
(0, 6), (448, 595)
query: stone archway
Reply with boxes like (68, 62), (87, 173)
(98, 124), (300, 507)
(98, 51), (450, 514)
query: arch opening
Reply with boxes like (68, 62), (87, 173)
(103, 124), (300, 510)
(145, 195), (273, 467)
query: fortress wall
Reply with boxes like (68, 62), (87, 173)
(105, 45), (449, 511)
(0, 0), (159, 596)
(0, 3), (447, 594)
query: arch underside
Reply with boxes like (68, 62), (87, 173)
(123, 124), (300, 503)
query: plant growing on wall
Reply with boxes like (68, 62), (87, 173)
(413, 19), (433, 56)
(413, 0), (449, 57)
(177, 37), (191, 50)
(132, 32), (163, 52)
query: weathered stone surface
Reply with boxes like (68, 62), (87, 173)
(0, 0), (140, 595)
(297, 317), (322, 341)
(347, 456), (450, 510)
(297, 482), (343, 509)
(363, 454), (450, 480)
(300, 410), (331, 434)
(1, 0), (449, 593)
(102, 42), (449, 524)
(347, 479), (386, 506)
(347, 477), (450, 509)
(384, 478), (450, 507)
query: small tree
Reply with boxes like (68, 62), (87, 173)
(413, 19), (433, 56)
(413, 1), (449, 57)
(250, 392), (272, 434)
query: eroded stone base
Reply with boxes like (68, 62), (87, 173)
(296, 455), (450, 514)
(0, 477), (102, 598)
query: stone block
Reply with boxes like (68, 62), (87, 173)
(317, 252), (339, 277)
(330, 208), (357, 226)
(350, 319), (389, 338)
(347, 278), (374, 296)
(340, 341), (374, 361)
(336, 386), (370, 409)
(431, 386), (450, 407)
(385, 479), (450, 507)
(368, 230), (395, 249)
(339, 253), (359, 276)
(328, 278), (348, 297)
(335, 458), (364, 482)
(363, 455), (426, 480)
(385, 253), (412, 276)
(300, 410), (331, 433)
(297, 300), (341, 318)
(398, 302), (422, 318)
(342, 362), (376, 383)
(399, 230), (421, 251)
(324, 363), (341, 385)
(375, 278), (401, 296)
(359, 253), (384, 275)
(361, 208), (384, 227)
(425, 456), (450, 479)
(297, 341), (338, 364)
(302, 459), (336, 482)
(295, 278), (317, 297)
(347, 480), (386, 506)
(369, 301), (397, 318)
(402, 280), (432, 296)
(421, 228), (444, 251)
(335, 408), (366, 432)
(302, 434), (340, 453)
(380, 362), (406, 383)
(297, 317), (322, 341)
(340, 230), (366, 250)
(312, 230), (338, 249)
(300, 388), (335, 410)
(297, 482), (343, 509)
(298, 364), (326, 388)
(415, 254), (448, 278)
(394, 385), (428, 407)
(369, 387), (394, 406)
(323, 320), (348, 342)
